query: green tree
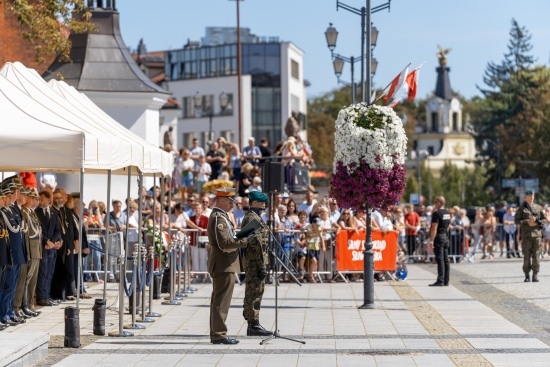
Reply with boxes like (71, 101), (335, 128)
(3, 0), (94, 62)
(472, 19), (550, 199)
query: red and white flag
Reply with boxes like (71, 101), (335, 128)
(388, 98), (402, 108)
(382, 63), (411, 104)
(404, 63), (424, 101)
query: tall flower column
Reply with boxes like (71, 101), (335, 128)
(330, 103), (407, 308)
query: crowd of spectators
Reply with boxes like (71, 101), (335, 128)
(163, 134), (314, 202)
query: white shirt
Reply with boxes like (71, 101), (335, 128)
(170, 212), (190, 240)
(190, 146), (205, 169)
(297, 202), (315, 216)
(372, 210), (393, 231)
(197, 163), (211, 182)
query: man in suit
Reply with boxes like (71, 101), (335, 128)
(35, 190), (62, 306)
(12, 187), (34, 319)
(14, 187), (42, 317)
(0, 185), (12, 331)
(0, 176), (27, 326)
(207, 188), (252, 345)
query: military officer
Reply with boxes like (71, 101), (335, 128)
(0, 185), (11, 331)
(207, 188), (252, 345)
(0, 176), (27, 326)
(515, 189), (546, 282)
(241, 191), (273, 337)
(14, 187), (42, 318)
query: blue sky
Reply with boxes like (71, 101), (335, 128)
(118, 0), (550, 101)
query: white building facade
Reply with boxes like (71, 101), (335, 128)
(164, 29), (307, 150)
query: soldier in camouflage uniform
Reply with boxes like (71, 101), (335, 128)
(241, 191), (273, 337)
(515, 189), (546, 282)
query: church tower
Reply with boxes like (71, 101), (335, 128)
(407, 46), (475, 173)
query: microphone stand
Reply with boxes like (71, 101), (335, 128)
(259, 192), (305, 345)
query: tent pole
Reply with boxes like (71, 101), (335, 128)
(103, 170), (112, 301)
(76, 168), (84, 309)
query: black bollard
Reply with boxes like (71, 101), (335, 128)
(92, 299), (106, 336)
(64, 307), (80, 348)
(153, 272), (162, 299)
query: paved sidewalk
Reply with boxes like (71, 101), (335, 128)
(6, 263), (550, 366)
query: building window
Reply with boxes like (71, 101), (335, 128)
(220, 130), (234, 144)
(182, 96), (196, 119)
(291, 59), (299, 80)
(431, 112), (438, 132)
(221, 93), (234, 116)
(182, 133), (196, 149)
(427, 146), (434, 156)
(291, 94), (300, 113)
(452, 113), (458, 131)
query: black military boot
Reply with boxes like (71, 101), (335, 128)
(247, 320), (273, 336)
(524, 273), (530, 282)
(532, 273), (539, 282)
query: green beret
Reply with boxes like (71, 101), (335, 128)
(525, 189), (534, 195)
(248, 191), (268, 203)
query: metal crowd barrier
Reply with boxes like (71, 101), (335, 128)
(402, 222), (521, 263)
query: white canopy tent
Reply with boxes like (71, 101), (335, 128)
(1, 62), (173, 177)
(0, 62), (139, 173)
(0, 82), (84, 172)
(49, 79), (173, 176)
(0, 74), (126, 172)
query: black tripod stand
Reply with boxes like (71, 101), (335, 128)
(260, 192), (305, 345)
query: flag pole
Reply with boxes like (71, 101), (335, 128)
(368, 62), (412, 106)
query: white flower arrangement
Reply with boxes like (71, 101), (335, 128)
(334, 103), (407, 172)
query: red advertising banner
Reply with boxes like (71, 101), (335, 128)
(335, 230), (398, 272)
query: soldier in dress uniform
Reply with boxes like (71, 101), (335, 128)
(0, 176), (27, 326)
(0, 185), (12, 331)
(241, 191), (273, 337)
(515, 189), (546, 282)
(207, 187), (253, 345)
(13, 187), (42, 318)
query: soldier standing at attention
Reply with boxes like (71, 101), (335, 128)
(428, 196), (451, 286)
(207, 188), (251, 345)
(515, 189), (546, 282)
(241, 191), (273, 337)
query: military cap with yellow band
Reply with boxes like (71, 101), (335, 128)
(215, 187), (237, 203)
(28, 188), (39, 199)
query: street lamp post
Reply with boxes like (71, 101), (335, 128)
(325, 24), (379, 104)
(331, 0), (390, 310)
(194, 91), (229, 148)
(334, 0), (389, 103)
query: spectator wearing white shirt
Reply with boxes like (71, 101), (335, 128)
(195, 155), (211, 193)
(372, 209), (394, 234)
(242, 137), (262, 165)
(328, 198), (341, 223)
(249, 176), (262, 192)
(317, 206), (339, 281)
(178, 148), (195, 200)
(297, 191), (316, 217)
(189, 138), (205, 172)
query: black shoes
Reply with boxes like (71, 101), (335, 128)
(11, 316), (26, 324)
(212, 338), (240, 345)
(532, 274), (539, 282)
(429, 282), (444, 287)
(524, 274), (530, 282)
(247, 321), (273, 336)
(16, 311), (31, 320)
(37, 299), (53, 306)
(22, 307), (40, 317)
(1, 319), (18, 327)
